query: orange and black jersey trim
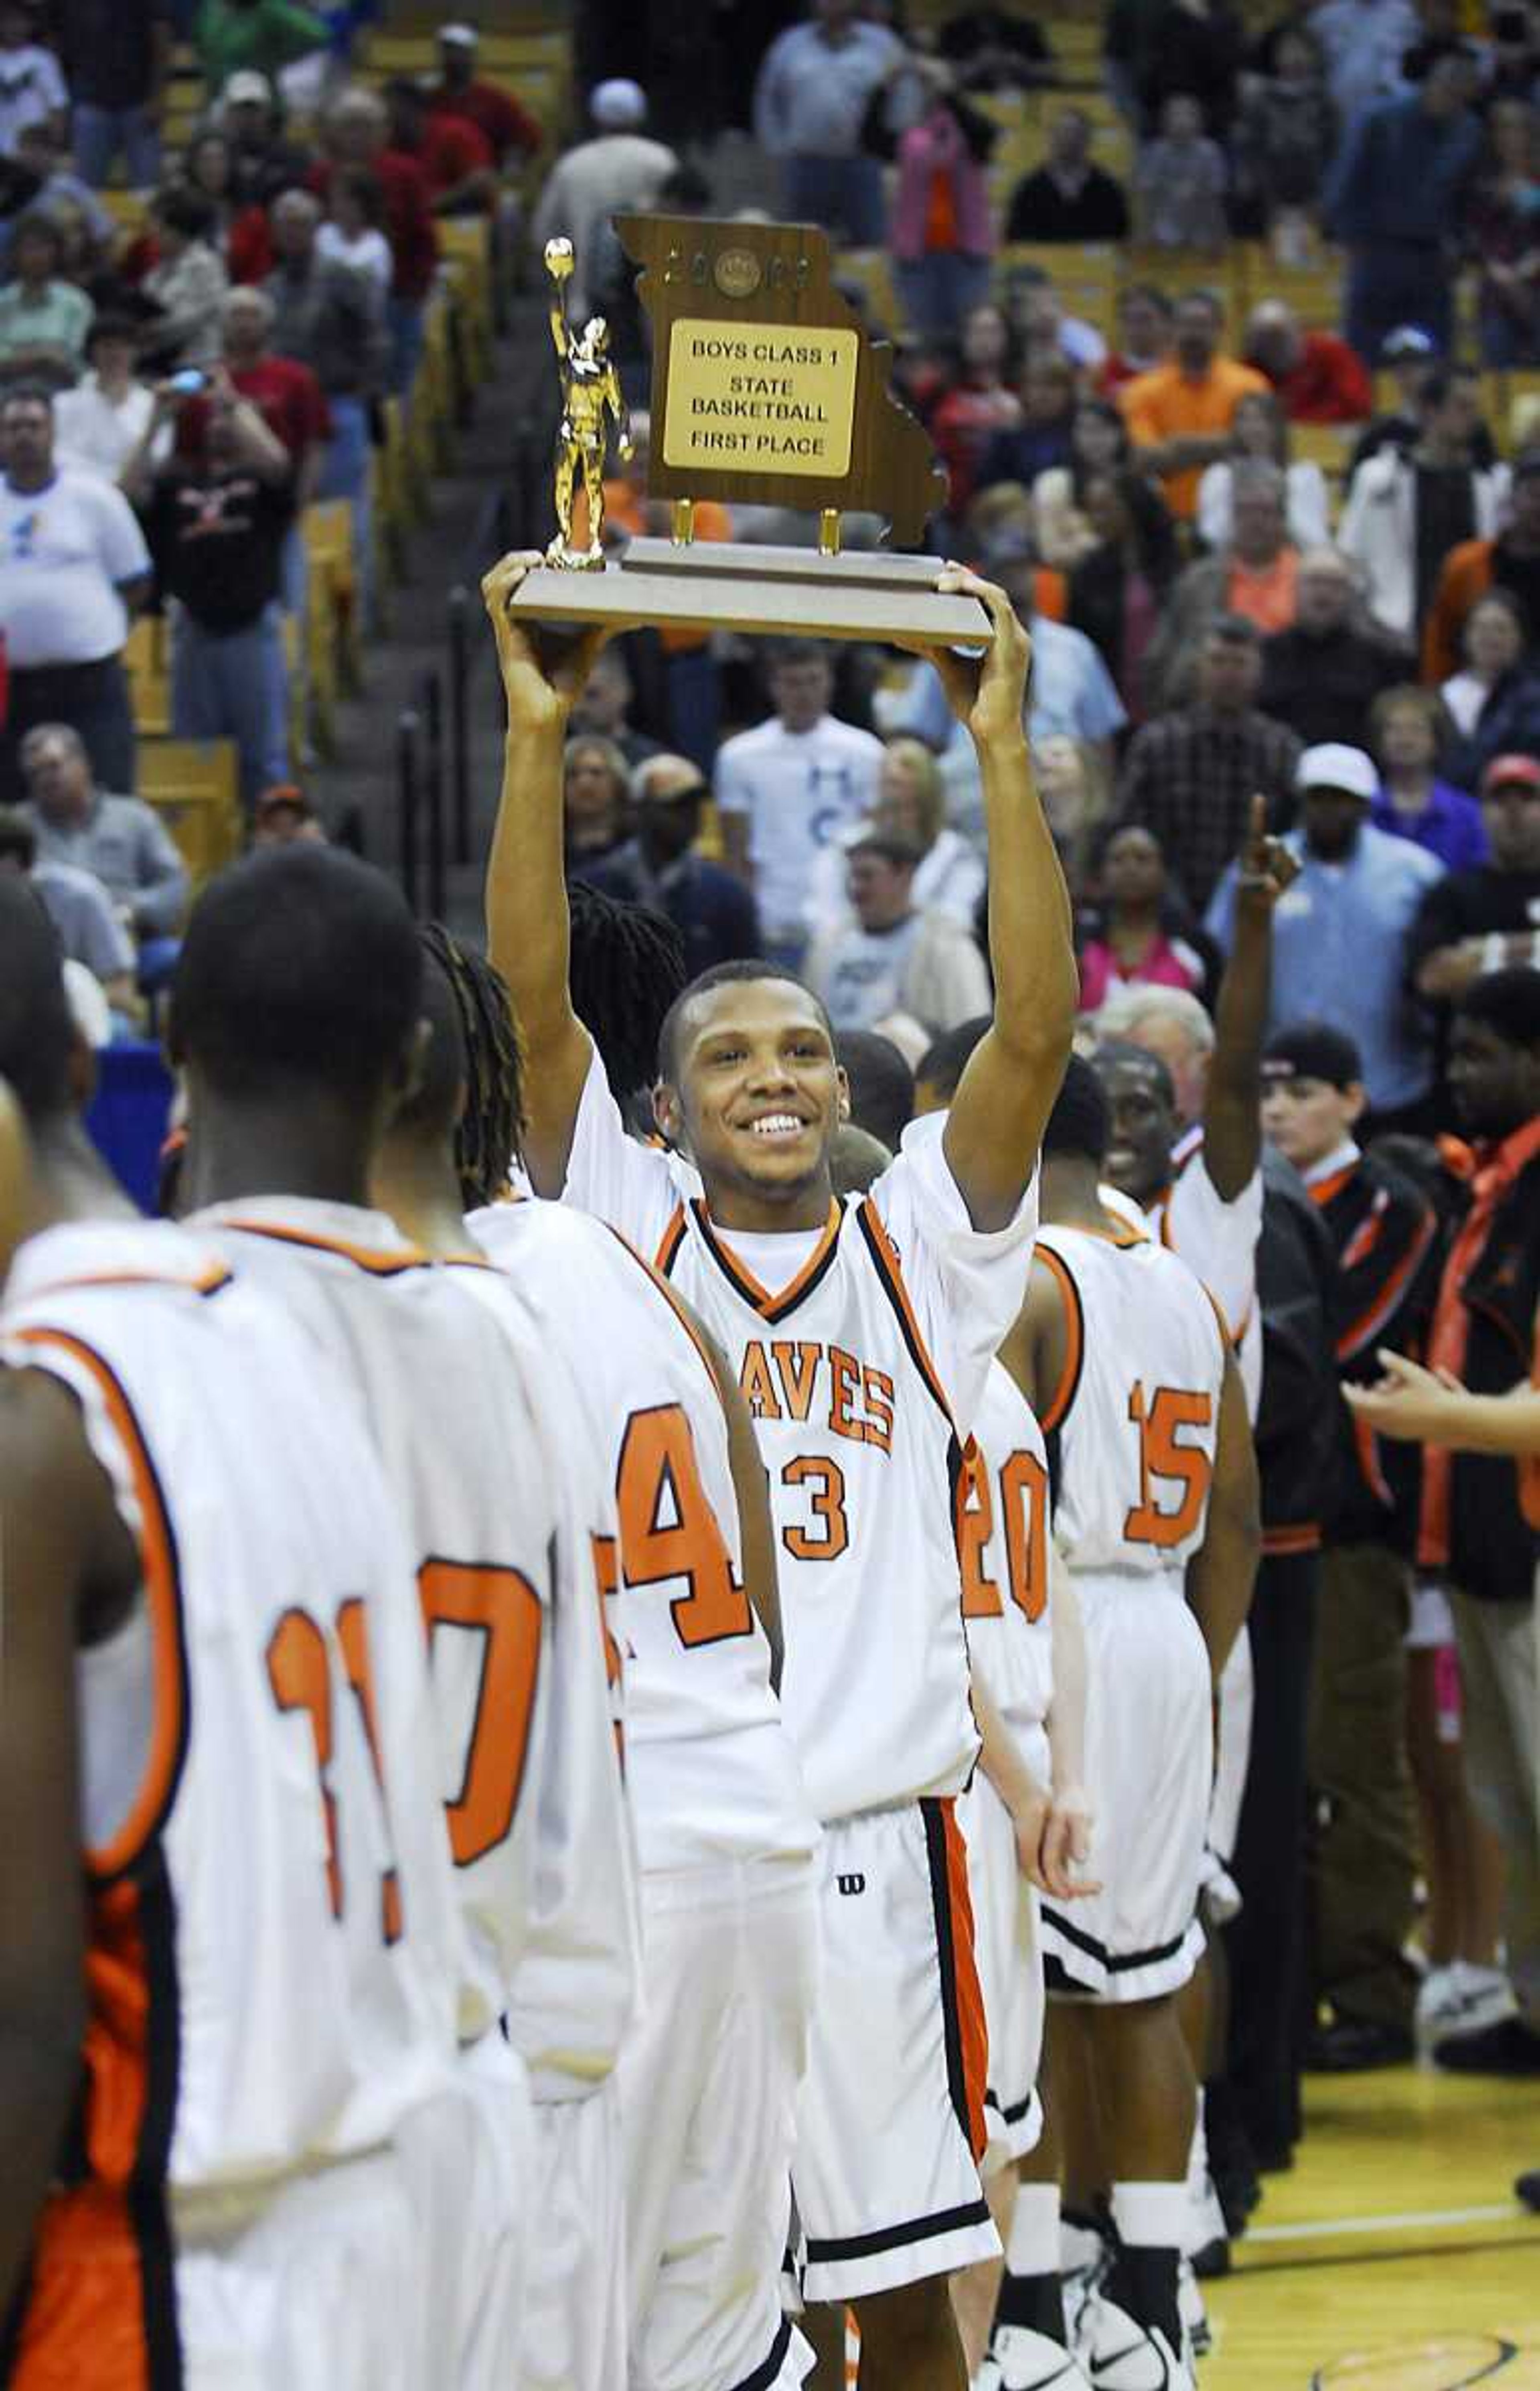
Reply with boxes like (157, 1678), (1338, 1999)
(675, 1198), (845, 1325)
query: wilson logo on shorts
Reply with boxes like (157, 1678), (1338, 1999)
(837, 1872), (866, 1896)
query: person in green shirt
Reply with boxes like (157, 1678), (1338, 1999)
(0, 214), (93, 387)
(193, 0), (328, 105)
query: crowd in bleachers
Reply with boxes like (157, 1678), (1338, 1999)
(0, 0), (521, 1036)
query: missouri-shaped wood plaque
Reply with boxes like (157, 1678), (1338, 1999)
(509, 213), (991, 648)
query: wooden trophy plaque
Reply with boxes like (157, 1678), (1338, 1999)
(509, 214), (991, 647)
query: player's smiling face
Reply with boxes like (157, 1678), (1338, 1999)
(657, 979), (847, 1222)
(1095, 1053), (1176, 1205)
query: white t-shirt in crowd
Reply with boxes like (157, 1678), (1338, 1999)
(316, 221), (393, 291)
(53, 377), (158, 481)
(713, 710), (883, 944)
(0, 467), (150, 666)
(0, 42), (67, 151)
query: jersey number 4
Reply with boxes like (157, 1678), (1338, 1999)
(959, 1446), (1048, 1623)
(1123, 1381), (1214, 1549)
(616, 1403), (754, 1647)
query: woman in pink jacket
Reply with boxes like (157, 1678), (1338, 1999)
(883, 65), (997, 336)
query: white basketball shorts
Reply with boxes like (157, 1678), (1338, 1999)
(958, 1766), (1045, 2172)
(794, 1797), (999, 2306)
(620, 1854), (820, 2391)
(521, 2076), (627, 2391)
(399, 2032), (531, 2391)
(1041, 1580), (1211, 2005)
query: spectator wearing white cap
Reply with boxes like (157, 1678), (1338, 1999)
(530, 81), (676, 319)
(426, 24), (543, 169)
(220, 67), (313, 209)
(752, 0), (918, 247)
(1206, 741), (1445, 1128)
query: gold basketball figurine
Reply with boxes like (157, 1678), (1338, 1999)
(543, 235), (633, 569)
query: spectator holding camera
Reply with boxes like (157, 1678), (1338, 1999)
(121, 363), (294, 806)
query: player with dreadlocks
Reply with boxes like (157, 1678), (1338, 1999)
(567, 878), (687, 1128)
(371, 924), (820, 2391)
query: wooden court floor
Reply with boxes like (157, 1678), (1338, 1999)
(1203, 2067), (1540, 2387)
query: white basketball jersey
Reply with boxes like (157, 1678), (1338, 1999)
(465, 1197), (817, 1877)
(1150, 1128), (1262, 1418)
(1035, 1222), (1229, 1585)
(191, 1198), (607, 2052)
(959, 1360), (1054, 1783)
(558, 1046), (1039, 1823)
(1, 1221), (460, 2192)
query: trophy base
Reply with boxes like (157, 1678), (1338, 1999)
(508, 539), (992, 647)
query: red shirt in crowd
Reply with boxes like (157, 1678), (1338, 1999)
(1254, 329), (1372, 424)
(414, 113), (495, 203)
(176, 357), (332, 463)
(309, 152), (438, 301)
(426, 76), (541, 164)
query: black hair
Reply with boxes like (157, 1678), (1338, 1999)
(1085, 464), (1180, 584)
(152, 184), (217, 243)
(170, 846), (422, 1105)
(0, 803), (36, 867)
(915, 1015), (989, 1105)
(565, 877), (687, 1101)
(1092, 1034), (1177, 1109)
(334, 164), (385, 224)
(1455, 964), (1540, 1047)
(766, 638), (831, 674)
(1042, 1053), (1111, 1164)
(1207, 610), (1262, 648)
(8, 208), (62, 263)
(835, 1029), (915, 1150)
(0, 380), (52, 417)
(0, 877), (74, 1125)
(87, 310), (142, 351)
(657, 959), (833, 1085)
(405, 923), (525, 1210)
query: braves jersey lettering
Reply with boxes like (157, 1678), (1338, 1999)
(557, 1044), (1039, 1822)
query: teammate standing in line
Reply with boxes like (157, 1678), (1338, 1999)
(481, 550), (1076, 2391)
(1002, 1058), (1260, 2389)
(169, 845), (635, 2391)
(372, 925), (824, 2391)
(0, 883), (471, 2390)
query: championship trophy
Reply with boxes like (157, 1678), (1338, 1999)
(511, 215), (992, 648)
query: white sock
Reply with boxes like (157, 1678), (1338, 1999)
(1110, 2181), (1189, 2253)
(1006, 2183), (1062, 2278)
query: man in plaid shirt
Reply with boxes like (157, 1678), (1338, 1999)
(1116, 615), (1303, 912)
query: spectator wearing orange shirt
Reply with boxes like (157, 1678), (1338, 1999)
(1119, 286), (1268, 519)
(1142, 461), (1300, 707)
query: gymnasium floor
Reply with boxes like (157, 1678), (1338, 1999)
(1204, 2068), (1540, 2387)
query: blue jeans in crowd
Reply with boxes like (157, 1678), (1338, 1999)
(894, 253), (993, 338)
(73, 105), (162, 190)
(1344, 243), (1453, 368)
(317, 393), (375, 624)
(782, 155), (887, 247)
(387, 295), (426, 397)
(170, 600), (290, 810)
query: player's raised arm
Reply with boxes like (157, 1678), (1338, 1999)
(482, 551), (616, 1195)
(1184, 1348), (1260, 1683)
(0, 1371), (132, 2309)
(912, 568), (1076, 1230)
(1204, 793), (1297, 1201)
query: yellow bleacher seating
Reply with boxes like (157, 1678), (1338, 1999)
(1507, 371), (1540, 445)
(835, 249), (898, 334)
(138, 740), (242, 886)
(124, 617), (170, 738)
